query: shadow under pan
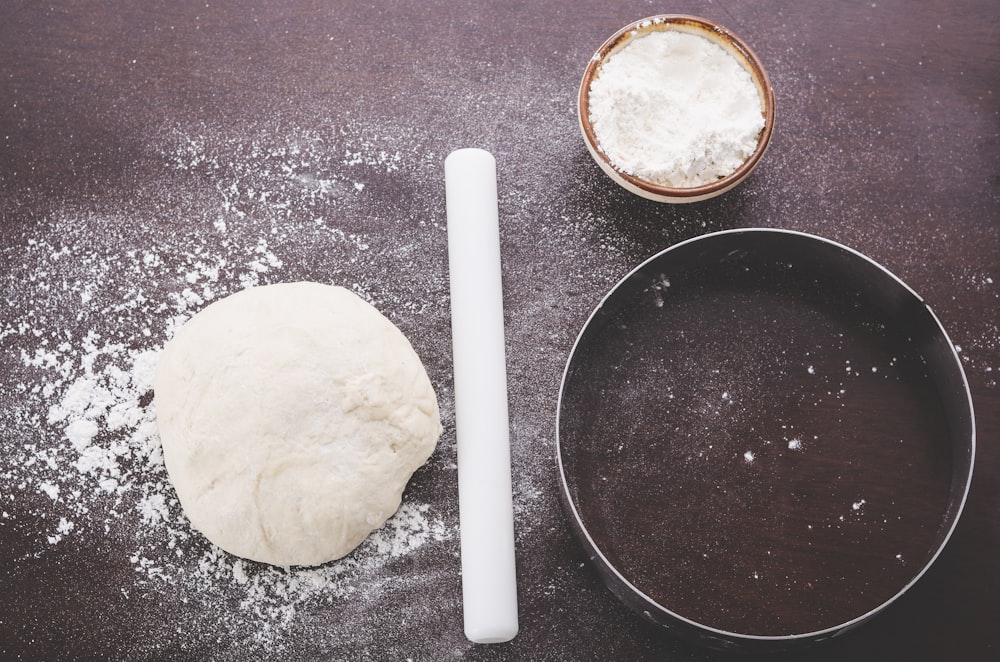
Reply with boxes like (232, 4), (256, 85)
(557, 229), (972, 648)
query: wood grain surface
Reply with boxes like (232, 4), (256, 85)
(1, 1), (997, 661)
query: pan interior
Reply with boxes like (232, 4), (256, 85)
(559, 232), (957, 637)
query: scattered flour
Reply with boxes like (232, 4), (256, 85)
(0, 121), (458, 655)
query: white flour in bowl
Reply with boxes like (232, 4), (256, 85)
(588, 29), (765, 188)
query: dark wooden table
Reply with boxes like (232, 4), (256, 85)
(1, 1), (996, 660)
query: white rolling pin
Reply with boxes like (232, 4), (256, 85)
(444, 148), (519, 644)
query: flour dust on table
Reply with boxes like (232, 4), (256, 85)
(0, 119), (459, 655)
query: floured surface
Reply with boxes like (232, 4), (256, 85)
(0, 1), (998, 660)
(0, 88), (622, 661)
(0, 142), (450, 654)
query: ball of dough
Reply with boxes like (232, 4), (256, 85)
(153, 282), (441, 567)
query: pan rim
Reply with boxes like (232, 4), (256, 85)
(554, 227), (976, 647)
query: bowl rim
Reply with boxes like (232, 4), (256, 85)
(578, 15), (776, 202)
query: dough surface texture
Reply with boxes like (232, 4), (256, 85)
(153, 282), (441, 566)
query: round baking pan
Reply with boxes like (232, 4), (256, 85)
(556, 229), (975, 651)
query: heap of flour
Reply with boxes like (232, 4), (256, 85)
(588, 29), (765, 188)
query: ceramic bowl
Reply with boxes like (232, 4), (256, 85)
(578, 15), (776, 203)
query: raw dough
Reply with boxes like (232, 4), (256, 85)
(153, 282), (441, 566)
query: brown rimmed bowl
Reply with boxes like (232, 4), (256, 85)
(556, 229), (975, 651)
(578, 15), (776, 203)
